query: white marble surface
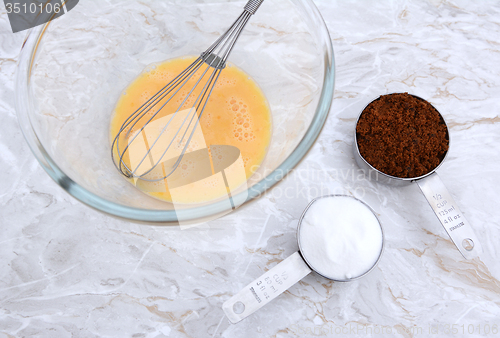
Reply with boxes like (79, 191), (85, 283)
(1, 0), (500, 337)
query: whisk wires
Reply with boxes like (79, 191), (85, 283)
(111, 2), (262, 182)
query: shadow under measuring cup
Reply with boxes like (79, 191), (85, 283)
(223, 195), (384, 324)
(354, 93), (482, 259)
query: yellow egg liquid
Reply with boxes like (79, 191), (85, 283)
(110, 56), (272, 204)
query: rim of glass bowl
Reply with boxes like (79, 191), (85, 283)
(16, 0), (335, 223)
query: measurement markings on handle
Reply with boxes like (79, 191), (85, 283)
(417, 173), (482, 259)
(250, 270), (289, 303)
(223, 252), (311, 323)
(432, 193), (463, 232)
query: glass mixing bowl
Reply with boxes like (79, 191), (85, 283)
(16, 0), (335, 223)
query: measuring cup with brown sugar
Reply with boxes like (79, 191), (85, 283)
(354, 93), (482, 259)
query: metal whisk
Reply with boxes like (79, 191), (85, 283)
(111, 0), (264, 182)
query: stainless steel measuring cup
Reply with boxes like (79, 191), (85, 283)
(353, 93), (482, 259)
(222, 195), (384, 324)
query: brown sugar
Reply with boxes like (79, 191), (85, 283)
(356, 93), (449, 178)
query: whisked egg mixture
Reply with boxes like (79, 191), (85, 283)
(110, 56), (272, 203)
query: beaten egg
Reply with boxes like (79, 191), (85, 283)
(110, 56), (272, 204)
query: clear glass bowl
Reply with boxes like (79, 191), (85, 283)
(16, 0), (335, 223)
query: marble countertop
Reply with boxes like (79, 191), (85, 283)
(1, 0), (500, 337)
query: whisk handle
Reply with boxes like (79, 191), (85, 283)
(244, 0), (264, 15)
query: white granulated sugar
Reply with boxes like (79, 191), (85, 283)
(299, 196), (383, 280)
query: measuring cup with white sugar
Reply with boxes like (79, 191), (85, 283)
(354, 93), (482, 259)
(223, 195), (384, 323)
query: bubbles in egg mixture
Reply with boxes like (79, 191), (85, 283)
(139, 90), (154, 106)
(214, 73), (237, 89)
(202, 174), (222, 189)
(145, 64), (174, 83)
(230, 97), (255, 143)
(175, 90), (197, 108)
(178, 159), (196, 179)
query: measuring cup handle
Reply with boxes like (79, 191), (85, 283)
(222, 251), (312, 324)
(416, 172), (482, 259)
